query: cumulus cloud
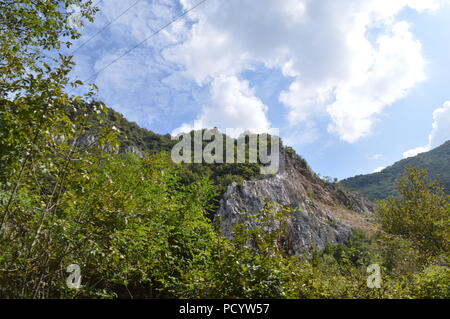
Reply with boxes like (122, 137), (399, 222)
(325, 22), (426, 142)
(402, 101), (450, 158)
(369, 154), (382, 160)
(373, 166), (386, 173)
(100, 0), (182, 45)
(429, 101), (450, 148)
(71, 0), (203, 131)
(402, 146), (429, 159)
(165, 0), (444, 141)
(283, 122), (320, 147)
(72, 0), (449, 140)
(172, 76), (271, 135)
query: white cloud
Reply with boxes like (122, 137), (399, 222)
(172, 75), (271, 135)
(283, 122), (320, 147)
(326, 21), (427, 142)
(402, 101), (450, 158)
(90, 49), (180, 128)
(100, 0), (181, 45)
(71, 0), (203, 131)
(429, 101), (450, 148)
(72, 0), (449, 140)
(373, 166), (386, 173)
(403, 146), (429, 159)
(164, 0), (444, 142)
(369, 154), (382, 160)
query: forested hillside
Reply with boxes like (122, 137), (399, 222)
(1, 1), (448, 299)
(341, 141), (450, 201)
(2, 100), (449, 298)
(84, 105), (268, 198)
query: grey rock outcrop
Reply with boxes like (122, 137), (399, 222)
(74, 133), (97, 148)
(73, 134), (143, 158)
(217, 148), (375, 254)
(119, 145), (144, 158)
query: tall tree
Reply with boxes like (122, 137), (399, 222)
(0, 0), (99, 230)
(0, 1), (103, 297)
(377, 167), (450, 258)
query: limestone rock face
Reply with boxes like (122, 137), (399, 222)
(74, 134), (97, 148)
(119, 145), (143, 158)
(74, 134), (143, 158)
(217, 149), (375, 254)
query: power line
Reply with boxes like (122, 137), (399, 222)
(70, 0), (142, 55)
(81, 0), (210, 86)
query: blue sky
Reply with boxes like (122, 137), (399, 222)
(70, 0), (450, 179)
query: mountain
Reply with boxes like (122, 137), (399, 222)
(218, 148), (375, 254)
(83, 106), (266, 195)
(341, 141), (450, 201)
(89, 105), (376, 253)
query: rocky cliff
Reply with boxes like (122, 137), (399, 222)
(217, 148), (375, 254)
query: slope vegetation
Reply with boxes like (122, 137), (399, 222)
(341, 141), (450, 201)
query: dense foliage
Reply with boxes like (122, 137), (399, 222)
(341, 141), (450, 201)
(377, 167), (449, 259)
(86, 106), (265, 194)
(1, 1), (448, 299)
(1, 150), (448, 298)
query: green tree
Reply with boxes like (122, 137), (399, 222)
(1, 0), (97, 93)
(0, 0), (104, 298)
(0, 0), (100, 229)
(376, 167), (450, 258)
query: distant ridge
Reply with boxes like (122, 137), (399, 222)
(341, 140), (450, 201)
